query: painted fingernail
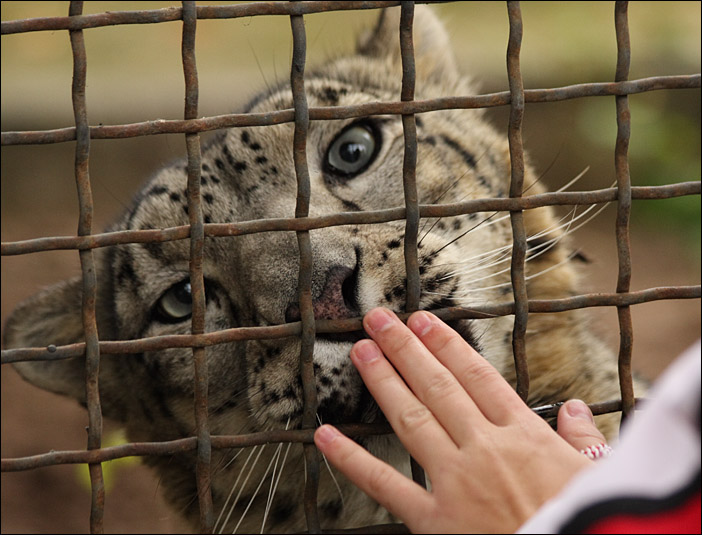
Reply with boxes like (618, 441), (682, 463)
(566, 399), (595, 423)
(364, 308), (395, 334)
(408, 311), (434, 337)
(315, 425), (339, 445)
(352, 339), (381, 363)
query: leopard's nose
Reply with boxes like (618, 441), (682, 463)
(285, 265), (360, 323)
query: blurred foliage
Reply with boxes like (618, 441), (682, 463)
(577, 92), (701, 257)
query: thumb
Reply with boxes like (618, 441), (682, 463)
(557, 399), (608, 454)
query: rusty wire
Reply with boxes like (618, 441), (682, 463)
(1, 1), (701, 534)
(2, 75), (699, 147)
(1, 182), (699, 257)
(398, 1), (427, 492)
(400, 2), (420, 315)
(0, 1), (409, 34)
(181, 1), (215, 531)
(67, 2), (105, 533)
(3, 394), (645, 475)
(1, 393), (646, 474)
(505, 1), (530, 402)
(2, 284), (699, 365)
(289, 7), (322, 532)
(613, 1), (636, 423)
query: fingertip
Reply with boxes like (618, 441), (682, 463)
(351, 339), (383, 363)
(563, 399), (595, 423)
(557, 399), (608, 452)
(407, 310), (435, 337)
(314, 424), (340, 448)
(363, 307), (396, 335)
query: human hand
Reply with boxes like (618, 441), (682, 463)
(314, 308), (606, 533)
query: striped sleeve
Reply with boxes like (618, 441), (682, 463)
(518, 341), (701, 534)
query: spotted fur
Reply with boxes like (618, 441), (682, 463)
(4, 7), (635, 532)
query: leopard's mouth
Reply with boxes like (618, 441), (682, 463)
(317, 380), (379, 427)
(314, 319), (477, 347)
(277, 299), (479, 427)
(311, 313), (479, 351)
(446, 318), (482, 353)
(313, 317), (478, 428)
(315, 330), (367, 344)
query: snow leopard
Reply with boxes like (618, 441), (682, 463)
(3, 5), (631, 532)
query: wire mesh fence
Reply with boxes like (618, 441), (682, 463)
(1, 1), (700, 533)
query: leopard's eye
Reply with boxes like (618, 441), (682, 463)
(154, 280), (192, 323)
(325, 122), (380, 177)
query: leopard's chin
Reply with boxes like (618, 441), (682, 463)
(317, 382), (380, 427)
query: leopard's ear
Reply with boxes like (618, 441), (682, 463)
(357, 5), (459, 82)
(3, 276), (88, 404)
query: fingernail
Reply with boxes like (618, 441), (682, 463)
(566, 399), (595, 423)
(364, 308), (395, 334)
(315, 425), (339, 446)
(352, 340), (381, 363)
(408, 311), (434, 337)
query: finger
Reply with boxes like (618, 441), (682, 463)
(350, 338), (458, 470)
(314, 424), (433, 525)
(406, 311), (531, 426)
(361, 308), (487, 443)
(557, 399), (608, 456)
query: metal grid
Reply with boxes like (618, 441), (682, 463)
(1, 1), (700, 533)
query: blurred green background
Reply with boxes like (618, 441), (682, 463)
(1, 2), (700, 533)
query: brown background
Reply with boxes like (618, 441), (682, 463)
(2, 2), (700, 533)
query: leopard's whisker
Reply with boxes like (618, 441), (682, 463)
(554, 166), (590, 193)
(261, 441), (293, 533)
(436, 200), (606, 284)
(218, 444), (266, 534)
(316, 414), (345, 507)
(233, 443), (284, 534)
(428, 248), (584, 299)
(427, 166), (593, 259)
(261, 417), (291, 533)
(214, 445), (260, 533)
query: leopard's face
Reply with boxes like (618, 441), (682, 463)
(111, 73), (516, 437)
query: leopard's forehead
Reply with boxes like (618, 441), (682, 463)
(125, 75), (397, 223)
(123, 64), (497, 234)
